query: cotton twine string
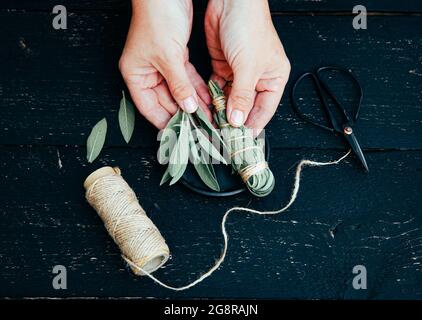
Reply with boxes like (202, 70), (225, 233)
(84, 150), (350, 291)
(84, 166), (170, 275)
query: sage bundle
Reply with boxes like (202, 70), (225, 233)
(159, 108), (227, 191)
(208, 80), (275, 197)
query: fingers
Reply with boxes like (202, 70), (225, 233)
(186, 63), (213, 122)
(186, 62), (211, 105)
(155, 58), (199, 114)
(126, 82), (171, 129)
(246, 91), (281, 133)
(226, 69), (258, 127)
(121, 56), (213, 129)
(245, 77), (287, 132)
(153, 82), (178, 115)
(210, 73), (227, 89)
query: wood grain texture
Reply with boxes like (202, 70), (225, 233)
(1, 2), (421, 299)
(0, 146), (421, 298)
(1, 0), (422, 13)
(1, 13), (421, 149)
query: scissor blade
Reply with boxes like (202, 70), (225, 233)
(343, 132), (369, 172)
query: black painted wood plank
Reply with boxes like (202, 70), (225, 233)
(1, 13), (421, 149)
(0, 146), (421, 298)
(1, 0), (422, 13)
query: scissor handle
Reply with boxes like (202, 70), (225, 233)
(291, 66), (363, 132)
(291, 72), (336, 132)
(316, 66), (363, 124)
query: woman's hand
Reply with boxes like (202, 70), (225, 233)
(119, 0), (211, 129)
(205, 0), (290, 130)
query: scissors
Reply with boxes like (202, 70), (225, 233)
(291, 66), (369, 172)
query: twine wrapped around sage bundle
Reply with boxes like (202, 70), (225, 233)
(209, 80), (275, 197)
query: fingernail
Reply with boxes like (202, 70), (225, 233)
(181, 96), (198, 113)
(230, 109), (244, 127)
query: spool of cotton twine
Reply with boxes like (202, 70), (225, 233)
(84, 166), (169, 275)
(84, 151), (350, 291)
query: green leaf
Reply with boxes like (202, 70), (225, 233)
(189, 131), (201, 163)
(86, 118), (107, 163)
(158, 110), (183, 164)
(193, 152), (220, 191)
(165, 109), (183, 133)
(160, 167), (172, 186)
(188, 134), (220, 191)
(208, 80), (224, 98)
(169, 160), (188, 185)
(195, 129), (227, 165)
(194, 107), (214, 133)
(193, 108), (227, 150)
(118, 91), (135, 143)
(169, 112), (190, 177)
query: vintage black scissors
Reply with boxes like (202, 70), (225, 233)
(291, 66), (369, 172)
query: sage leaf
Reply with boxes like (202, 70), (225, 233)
(194, 108), (226, 148)
(86, 118), (107, 163)
(159, 109), (224, 191)
(193, 151), (220, 191)
(160, 167), (172, 185)
(195, 107), (214, 132)
(190, 135), (220, 191)
(118, 91), (135, 143)
(195, 129), (227, 165)
(158, 110), (182, 164)
(195, 108), (226, 149)
(169, 160), (188, 185)
(178, 115), (190, 163)
(169, 112), (190, 177)
(189, 131), (201, 163)
(164, 109), (183, 134)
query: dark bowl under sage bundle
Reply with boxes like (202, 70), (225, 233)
(208, 80), (275, 197)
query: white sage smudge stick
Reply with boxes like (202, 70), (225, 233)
(209, 80), (275, 197)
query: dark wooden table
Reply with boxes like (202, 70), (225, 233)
(1, 0), (421, 299)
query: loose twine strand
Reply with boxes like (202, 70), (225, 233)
(86, 150), (350, 291)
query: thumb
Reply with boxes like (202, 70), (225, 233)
(159, 61), (198, 113)
(227, 70), (257, 127)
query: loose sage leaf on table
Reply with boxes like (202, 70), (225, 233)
(118, 91), (135, 143)
(86, 118), (107, 163)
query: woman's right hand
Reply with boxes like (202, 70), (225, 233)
(205, 0), (290, 131)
